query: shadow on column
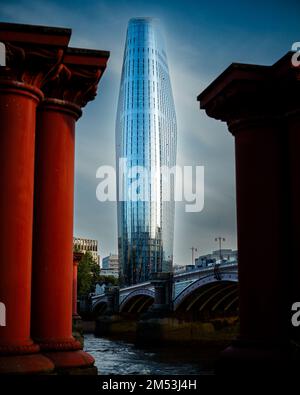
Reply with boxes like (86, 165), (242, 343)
(198, 52), (300, 374)
(31, 47), (109, 374)
(0, 21), (73, 375)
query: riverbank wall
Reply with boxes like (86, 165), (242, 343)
(93, 314), (239, 347)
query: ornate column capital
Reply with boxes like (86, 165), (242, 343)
(198, 63), (276, 135)
(197, 51), (300, 135)
(0, 22), (71, 91)
(41, 47), (110, 113)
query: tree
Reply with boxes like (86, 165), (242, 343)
(77, 251), (100, 297)
(97, 275), (119, 286)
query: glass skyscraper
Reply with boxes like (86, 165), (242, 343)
(116, 18), (177, 286)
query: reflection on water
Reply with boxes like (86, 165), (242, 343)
(84, 334), (215, 375)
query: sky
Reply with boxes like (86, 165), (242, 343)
(1, 0), (299, 266)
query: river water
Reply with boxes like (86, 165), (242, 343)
(84, 334), (216, 375)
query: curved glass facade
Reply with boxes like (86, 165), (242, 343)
(116, 18), (177, 285)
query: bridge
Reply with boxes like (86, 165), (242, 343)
(90, 262), (238, 318)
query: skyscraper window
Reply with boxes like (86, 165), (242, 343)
(116, 18), (177, 285)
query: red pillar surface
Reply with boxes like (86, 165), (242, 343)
(32, 98), (95, 370)
(283, 58), (300, 344)
(197, 53), (298, 367)
(0, 22), (71, 374)
(0, 80), (54, 374)
(288, 110), (300, 312)
(230, 118), (288, 345)
(73, 263), (78, 316)
(73, 253), (83, 317)
(31, 47), (109, 372)
(32, 99), (82, 353)
(0, 81), (40, 353)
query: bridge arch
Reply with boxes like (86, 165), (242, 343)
(174, 272), (239, 318)
(119, 289), (154, 314)
(92, 297), (108, 317)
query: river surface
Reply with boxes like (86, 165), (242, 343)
(84, 334), (216, 375)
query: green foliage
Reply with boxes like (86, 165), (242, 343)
(98, 275), (119, 286)
(77, 251), (119, 297)
(77, 251), (100, 297)
(73, 244), (81, 253)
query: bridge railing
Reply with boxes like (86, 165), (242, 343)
(173, 262), (238, 282)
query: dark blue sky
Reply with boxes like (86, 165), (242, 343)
(1, 0), (298, 265)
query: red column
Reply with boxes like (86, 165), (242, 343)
(197, 54), (296, 369)
(73, 262), (79, 317)
(31, 99), (95, 370)
(73, 253), (83, 317)
(0, 80), (54, 374)
(286, 108), (300, 345)
(31, 47), (109, 372)
(276, 54), (300, 347)
(230, 118), (288, 345)
(0, 21), (71, 374)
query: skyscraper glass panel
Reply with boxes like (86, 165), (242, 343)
(116, 18), (177, 285)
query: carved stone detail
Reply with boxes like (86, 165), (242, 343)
(1, 42), (65, 89)
(42, 62), (104, 108)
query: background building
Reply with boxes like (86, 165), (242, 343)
(116, 17), (177, 285)
(101, 253), (119, 278)
(173, 264), (186, 274)
(73, 237), (100, 265)
(173, 249), (238, 274)
(195, 249), (238, 268)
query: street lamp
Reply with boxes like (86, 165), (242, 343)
(190, 247), (198, 266)
(215, 237), (226, 263)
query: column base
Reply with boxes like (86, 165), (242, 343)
(43, 350), (97, 375)
(216, 339), (291, 375)
(37, 337), (82, 352)
(0, 353), (55, 375)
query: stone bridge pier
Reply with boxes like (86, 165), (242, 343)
(105, 286), (120, 315)
(150, 272), (173, 314)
